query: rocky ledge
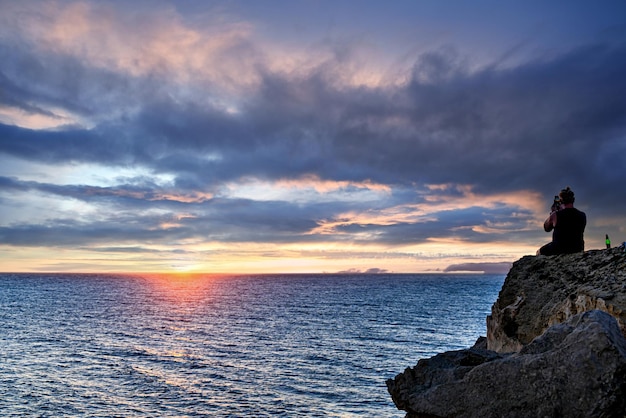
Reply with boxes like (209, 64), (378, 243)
(387, 247), (626, 418)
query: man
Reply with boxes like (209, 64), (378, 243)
(537, 187), (586, 256)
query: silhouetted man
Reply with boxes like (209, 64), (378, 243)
(537, 187), (586, 256)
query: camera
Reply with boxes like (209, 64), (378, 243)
(551, 195), (561, 213)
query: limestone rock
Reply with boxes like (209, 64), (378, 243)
(387, 248), (626, 417)
(487, 247), (626, 353)
(386, 310), (626, 418)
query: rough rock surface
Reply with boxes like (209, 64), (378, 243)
(387, 247), (626, 417)
(488, 247), (626, 353)
(387, 310), (626, 418)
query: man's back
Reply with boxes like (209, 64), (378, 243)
(553, 207), (587, 253)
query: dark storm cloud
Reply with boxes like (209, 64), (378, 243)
(335, 43), (626, 196)
(0, 203), (320, 247)
(0, 175), (338, 246)
(0, 222), (159, 247)
(332, 205), (536, 246)
(0, 175), (213, 208)
(0, 41), (136, 121)
(0, 122), (151, 166)
(2, 41), (625, 202)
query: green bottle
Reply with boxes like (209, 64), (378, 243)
(606, 234), (611, 249)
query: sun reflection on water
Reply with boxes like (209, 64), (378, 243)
(138, 273), (226, 302)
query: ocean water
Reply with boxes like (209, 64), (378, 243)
(0, 273), (504, 417)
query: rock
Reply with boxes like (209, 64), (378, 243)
(487, 247), (626, 353)
(386, 310), (626, 418)
(387, 248), (626, 417)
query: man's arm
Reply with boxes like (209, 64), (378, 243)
(544, 212), (557, 232)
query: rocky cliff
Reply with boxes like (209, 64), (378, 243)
(387, 247), (626, 418)
(487, 247), (626, 354)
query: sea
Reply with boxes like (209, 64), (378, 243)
(0, 273), (504, 417)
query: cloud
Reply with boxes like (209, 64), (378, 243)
(335, 267), (391, 274)
(0, 1), (258, 86)
(0, 175), (213, 205)
(443, 262), (512, 274)
(4, 40), (625, 200)
(1, 2), (625, 271)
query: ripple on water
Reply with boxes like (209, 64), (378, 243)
(0, 273), (503, 417)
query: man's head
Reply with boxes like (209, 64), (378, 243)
(559, 186), (575, 205)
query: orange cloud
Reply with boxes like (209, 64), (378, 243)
(151, 192), (213, 203)
(275, 175), (391, 193)
(7, 1), (400, 94)
(309, 183), (542, 236)
(12, 1), (254, 87)
(424, 183), (544, 215)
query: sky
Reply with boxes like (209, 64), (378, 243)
(1, 0), (625, 274)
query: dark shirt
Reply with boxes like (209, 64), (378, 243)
(553, 207), (586, 253)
